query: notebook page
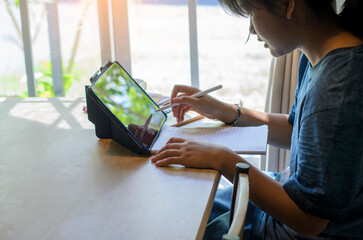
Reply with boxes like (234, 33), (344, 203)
(151, 125), (268, 154)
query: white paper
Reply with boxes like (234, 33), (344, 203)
(151, 125), (268, 154)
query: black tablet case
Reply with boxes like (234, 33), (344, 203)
(85, 61), (161, 155)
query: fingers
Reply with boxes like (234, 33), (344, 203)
(172, 95), (203, 122)
(171, 85), (200, 119)
(171, 85), (200, 99)
(174, 95), (200, 106)
(175, 104), (190, 122)
(154, 138), (185, 155)
(151, 147), (182, 166)
(152, 149), (182, 161)
(151, 138), (186, 166)
(152, 156), (184, 167)
(178, 105), (190, 123)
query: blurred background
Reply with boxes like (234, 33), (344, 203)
(0, 0), (271, 111)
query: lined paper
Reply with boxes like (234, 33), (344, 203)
(151, 125), (268, 154)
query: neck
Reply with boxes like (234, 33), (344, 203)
(299, 24), (363, 66)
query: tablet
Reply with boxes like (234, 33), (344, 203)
(86, 61), (167, 154)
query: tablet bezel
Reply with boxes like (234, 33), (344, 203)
(86, 61), (167, 154)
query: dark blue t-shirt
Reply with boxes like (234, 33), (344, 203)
(204, 46), (363, 240)
(284, 45), (363, 238)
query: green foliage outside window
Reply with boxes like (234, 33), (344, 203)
(2, 0), (90, 97)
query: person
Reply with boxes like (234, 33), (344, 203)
(151, 0), (363, 239)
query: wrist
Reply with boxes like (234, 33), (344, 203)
(225, 104), (241, 126)
(216, 150), (242, 182)
(215, 103), (236, 123)
(210, 147), (230, 172)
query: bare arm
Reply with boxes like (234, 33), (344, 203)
(214, 153), (329, 237)
(155, 85), (327, 236)
(170, 85), (292, 144)
(216, 104), (293, 149)
(152, 141), (328, 236)
(170, 88), (293, 149)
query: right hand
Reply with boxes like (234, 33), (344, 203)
(170, 85), (230, 123)
(151, 137), (237, 171)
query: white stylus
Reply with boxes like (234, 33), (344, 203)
(155, 85), (222, 112)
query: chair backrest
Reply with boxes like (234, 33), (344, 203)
(222, 163), (250, 240)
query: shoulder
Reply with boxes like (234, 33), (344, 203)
(303, 45), (363, 118)
(313, 44), (363, 87)
(315, 44), (363, 80)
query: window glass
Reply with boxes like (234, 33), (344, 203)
(57, 0), (101, 97)
(197, 2), (271, 111)
(128, 0), (271, 111)
(0, 0), (101, 98)
(1, 0), (271, 113)
(0, 1), (27, 97)
(128, 0), (191, 95)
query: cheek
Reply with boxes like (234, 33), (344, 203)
(251, 17), (272, 41)
(254, 22), (290, 50)
(251, 14), (282, 41)
(250, 13), (297, 56)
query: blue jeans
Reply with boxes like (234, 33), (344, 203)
(204, 172), (281, 240)
(203, 187), (261, 240)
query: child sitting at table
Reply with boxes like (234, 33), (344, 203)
(151, 0), (363, 239)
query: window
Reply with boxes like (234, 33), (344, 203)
(128, 0), (271, 111)
(128, 0), (191, 95)
(1, 0), (270, 112)
(1, 0), (272, 169)
(197, 2), (271, 111)
(0, 0), (101, 97)
(1, 0), (27, 97)
(56, 0), (101, 97)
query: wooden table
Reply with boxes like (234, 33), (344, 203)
(0, 98), (220, 240)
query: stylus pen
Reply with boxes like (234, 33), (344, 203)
(155, 85), (223, 112)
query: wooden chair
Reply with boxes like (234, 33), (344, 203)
(222, 163), (250, 240)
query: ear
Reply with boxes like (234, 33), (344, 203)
(286, 0), (295, 20)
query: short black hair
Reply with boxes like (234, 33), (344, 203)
(218, 0), (363, 36)
(217, 0), (283, 17)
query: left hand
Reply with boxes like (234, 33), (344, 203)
(150, 137), (235, 170)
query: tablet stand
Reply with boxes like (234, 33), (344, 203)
(85, 85), (151, 155)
